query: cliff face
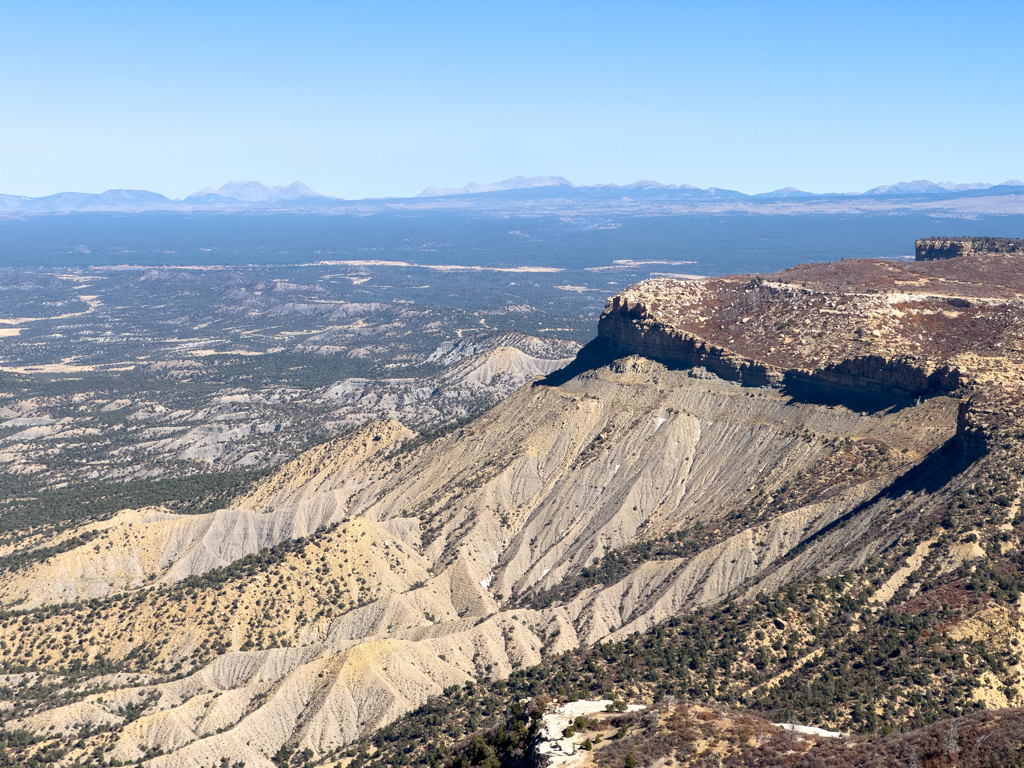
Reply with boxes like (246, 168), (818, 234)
(600, 286), (961, 396)
(599, 247), (1024, 455)
(916, 236), (1024, 261)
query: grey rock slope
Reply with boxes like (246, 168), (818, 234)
(1, 354), (959, 767)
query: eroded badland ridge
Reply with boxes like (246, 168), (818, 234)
(4, 238), (1024, 767)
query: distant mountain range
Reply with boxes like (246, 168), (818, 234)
(417, 175), (573, 197)
(865, 180), (1022, 195)
(186, 180), (323, 203)
(416, 175), (1024, 199)
(0, 176), (1022, 214)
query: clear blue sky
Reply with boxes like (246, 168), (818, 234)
(1, 1), (1021, 199)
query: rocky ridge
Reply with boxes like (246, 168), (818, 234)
(2, 240), (1024, 767)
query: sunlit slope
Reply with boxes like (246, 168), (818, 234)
(0, 354), (958, 767)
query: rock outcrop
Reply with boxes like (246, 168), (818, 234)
(916, 236), (1024, 261)
(533, 700), (646, 768)
(599, 245), (1024, 456)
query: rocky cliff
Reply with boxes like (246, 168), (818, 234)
(916, 236), (1024, 261)
(599, 246), (1024, 456)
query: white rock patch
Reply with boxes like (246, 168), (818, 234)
(774, 723), (848, 738)
(536, 700), (646, 768)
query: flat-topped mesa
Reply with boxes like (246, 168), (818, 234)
(598, 247), (1024, 452)
(916, 236), (1024, 261)
(600, 278), (962, 397)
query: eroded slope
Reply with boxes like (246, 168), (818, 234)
(4, 244), (1024, 767)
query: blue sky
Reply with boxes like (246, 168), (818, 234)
(1, 1), (1021, 199)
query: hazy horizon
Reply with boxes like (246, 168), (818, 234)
(2, 1), (1022, 200)
(5, 174), (1024, 203)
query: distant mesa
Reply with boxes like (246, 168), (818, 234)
(186, 180), (324, 203)
(416, 175), (574, 197)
